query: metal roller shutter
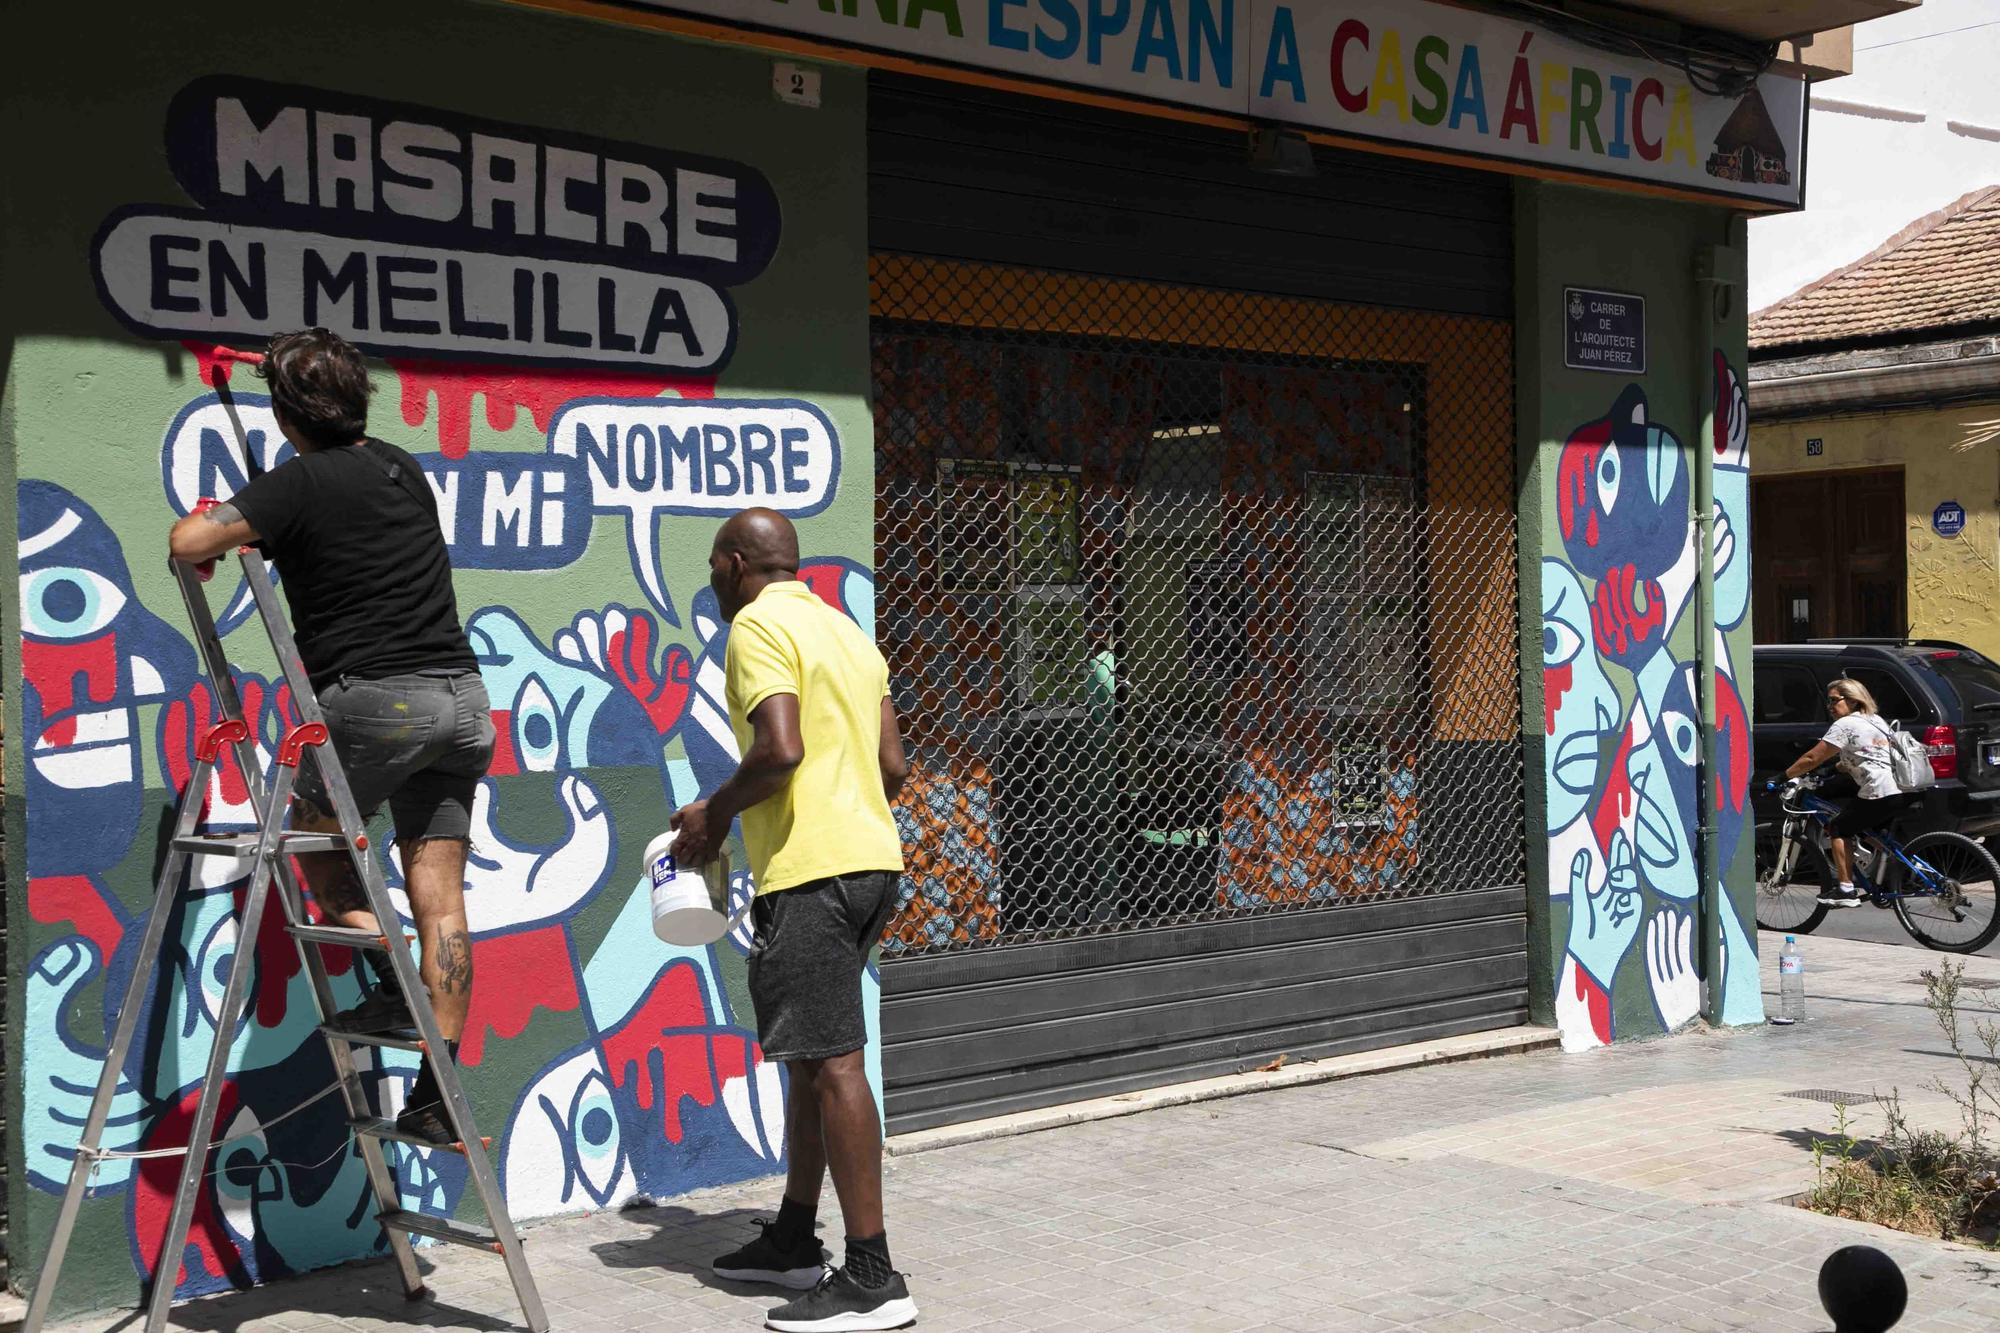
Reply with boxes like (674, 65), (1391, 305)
(869, 76), (1527, 1134)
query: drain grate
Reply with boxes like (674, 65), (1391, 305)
(1783, 1089), (1882, 1105)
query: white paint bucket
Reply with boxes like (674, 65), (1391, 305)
(645, 834), (737, 946)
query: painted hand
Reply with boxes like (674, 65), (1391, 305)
(25, 940), (145, 1192)
(556, 607), (693, 736)
(1646, 907), (1701, 1031)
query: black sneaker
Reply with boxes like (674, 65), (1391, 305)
(1818, 884), (1868, 908)
(327, 987), (414, 1035)
(765, 1267), (916, 1332)
(394, 1101), (456, 1147)
(713, 1219), (828, 1290)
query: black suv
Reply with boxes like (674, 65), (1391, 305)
(1752, 639), (2000, 842)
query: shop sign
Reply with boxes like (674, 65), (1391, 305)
(1934, 501), (1967, 539)
(91, 76), (784, 374)
(1564, 287), (1645, 375)
(653, 0), (1804, 208)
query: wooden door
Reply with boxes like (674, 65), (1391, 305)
(1752, 468), (1906, 643)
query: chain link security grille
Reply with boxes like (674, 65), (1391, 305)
(872, 256), (1525, 959)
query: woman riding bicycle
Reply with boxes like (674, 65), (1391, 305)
(1779, 676), (1905, 909)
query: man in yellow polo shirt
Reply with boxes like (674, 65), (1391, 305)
(669, 508), (913, 1333)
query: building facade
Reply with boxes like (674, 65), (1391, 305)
(1750, 185), (2000, 655)
(2, 0), (1869, 1315)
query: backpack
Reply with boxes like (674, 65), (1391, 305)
(1870, 715), (1937, 793)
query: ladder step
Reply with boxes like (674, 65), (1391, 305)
(171, 831), (348, 858)
(379, 1209), (505, 1253)
(321, 1025), (426, 1053)
(289, 923), (404, 950)
(351, 1117), (491, 1154)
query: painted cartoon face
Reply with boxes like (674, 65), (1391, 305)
(468, 608), (657, 773)
(1541, 561), (1620, 829)
(1626, 662), (1703, 901)
(19, 481), (196, 874)
(1557, 386), (1690, 589)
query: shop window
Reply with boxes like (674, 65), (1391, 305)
(939, 458), (1089, 717)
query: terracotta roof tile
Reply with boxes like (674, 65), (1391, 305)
(1749, 184), (2000, 351)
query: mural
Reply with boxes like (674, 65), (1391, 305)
(13, 33), (873, 1317)
(1544, 353), (1757, 1048)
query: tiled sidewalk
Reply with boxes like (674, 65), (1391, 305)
(32, 934), (2000, 1331)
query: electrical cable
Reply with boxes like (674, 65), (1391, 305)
(82, 1078), (353, 1168)
(1480, 1), (1780, 99)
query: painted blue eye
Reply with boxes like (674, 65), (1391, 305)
(559, 1067), (622, 1197)
(514, 678), (562, 772)
(1664, 711), (1699, 765)
(1544, 618), (1584, 668)
(1597, 446), (1622, 511)
(20, 567), (125, 639)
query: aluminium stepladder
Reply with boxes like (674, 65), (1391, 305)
(24, 533), (548, 1333)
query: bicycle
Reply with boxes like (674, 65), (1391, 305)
(1753, 772), (2000, 952)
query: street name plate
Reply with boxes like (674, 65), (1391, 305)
(1564, 287), (1646, 375)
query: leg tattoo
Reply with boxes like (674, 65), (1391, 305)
(436, 929), (474, 997)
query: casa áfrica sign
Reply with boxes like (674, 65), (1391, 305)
(658, 0), (1805, 209)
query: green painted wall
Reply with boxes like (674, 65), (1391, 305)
(2, 1), (871, 1314)
(1516, 181), (1760, 1048)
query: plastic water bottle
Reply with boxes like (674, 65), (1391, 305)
(1775, 935), (1805, 1025)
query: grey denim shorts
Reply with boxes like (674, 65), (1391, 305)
(747, 871), (899, 1064)
(294, 671), (495, 843)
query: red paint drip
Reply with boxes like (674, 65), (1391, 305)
(1544, 663), (1573, 737)
(29, 875), (124, 961)
(458, 927), (581, 1065)
(1574, 964), (1613, 1044)
(389, 360), (716, 458)
(1557, 420), (1612, 547)
(23, 635), (118, 748)
(488, 708), (521, 777)
(599, 961), (722, 1144)
(134, 1080), (248, 1288)
(1716, 668), (1750, 814)
(1589, 723), (1638, 856)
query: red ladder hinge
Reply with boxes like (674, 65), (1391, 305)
(277, 722), (329, 768)
(195, 718), (251, 764)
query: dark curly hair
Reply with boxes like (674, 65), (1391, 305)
(257, 328), (372, 449)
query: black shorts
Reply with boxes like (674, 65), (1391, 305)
(293, 672), (495, 842)
(1829, 793), (1908, 839)
(747, 871), (899, 1063)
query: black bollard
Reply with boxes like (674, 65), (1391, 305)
(1817, 1245), (1907, 1333)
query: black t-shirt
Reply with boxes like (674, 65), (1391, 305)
(231, 438), (477, 692)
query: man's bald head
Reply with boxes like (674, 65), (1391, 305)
(714, 508), (800, 574)
(709, 508), (801, 621)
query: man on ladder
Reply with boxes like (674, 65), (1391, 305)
(166, 327), (493, 1147)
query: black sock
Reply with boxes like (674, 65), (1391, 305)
(845, 1233), (892, 1288)
(363, 951), (405, 1001)
(771, 1195), (817, 1250)
(404, 1043), (459, 1115)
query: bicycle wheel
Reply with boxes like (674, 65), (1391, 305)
(1893, 832), (2000, 953)
(1754, 819), (1828, 934)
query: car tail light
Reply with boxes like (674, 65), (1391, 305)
(1924, 725), (1959, 780)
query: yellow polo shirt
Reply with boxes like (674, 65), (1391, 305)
(724, 581), (905, 894)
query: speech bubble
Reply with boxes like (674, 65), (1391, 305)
(161, 392), (295, 634)
(549, 397), (841, 616)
